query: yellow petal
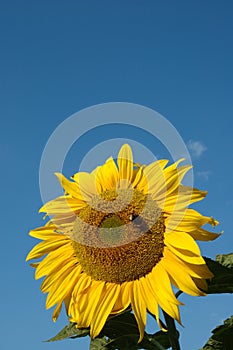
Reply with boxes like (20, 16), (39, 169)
(111, 281), (132, 314)
(46, 265), (81, 309)
(151, 263), (181, 305)
(95, 157), (119, 191)
(130, 280), (147, 342)
(152, 164), (192, 201)
(50, 213), (76, 227)
(35, 245), (74, 279)
(29, 225), (59, 239)
(161, 252), (206, 296)
(188, 228), (221, 241)
(26, 237), (70, 261)
(138, 277), (160, 324)
(74, 274), (92, 297)
(192, 277), (208, 291)
(74, 281), (105, 328)
(41, 259), (77, 293)
(153, 159), (185, 192)
(72, 172), (99, 200)
(55, 173), (84, 200)
(30, 262), (39, 268)
(163, 158), (185, 174)
(160, 186), (207, 212)
(166, 208), (219, 233)
(165, 231), (201, 256)
(148, 264), (181, 323)
(122, 281), (133, 307)
(164, 248), (213, 279)
(166, 243), (205, 265)
(136, 160), (168, 193)
(131, 167), (145, 190)
(68, 274), (92, 319)
(39, 195), (85, 215)
(117, 144), (134, 187)
(52, 302), (62, 322)
(90, 284), (120, 338)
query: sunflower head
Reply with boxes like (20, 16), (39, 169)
(27, 144), (219, 342)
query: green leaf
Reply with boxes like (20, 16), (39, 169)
(90, 335), (145, 350)
(147, 331), (171, 349)
(143, 332), (170, 350)
(90, 337), (109, 350)
(45, 322), (89, 342)
(216, 253), (233, 268)
(204, 254), (233, 294)
(100, 311), (139, 339)
(91, 334), (168, 350)
(94, 311), (142, 350)
(44, 311), (170, 349)
(90, 311), (170, 350)
(200, 315), (233, 350)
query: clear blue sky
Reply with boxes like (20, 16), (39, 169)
(1, 1), (233, 349)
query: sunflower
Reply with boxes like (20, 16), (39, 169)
(26, 144), (219, 341)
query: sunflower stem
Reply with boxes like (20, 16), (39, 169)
(162, 311), (181, 350)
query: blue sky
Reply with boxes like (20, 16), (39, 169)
(1, 1), (233, 349)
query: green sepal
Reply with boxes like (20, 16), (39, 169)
(44, 322), (89, 342)
(200, 315), (233, 350)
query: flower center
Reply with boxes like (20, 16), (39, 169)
(72, 189), (165, 283)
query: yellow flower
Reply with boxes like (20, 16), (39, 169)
(26, 144), (219, 341)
